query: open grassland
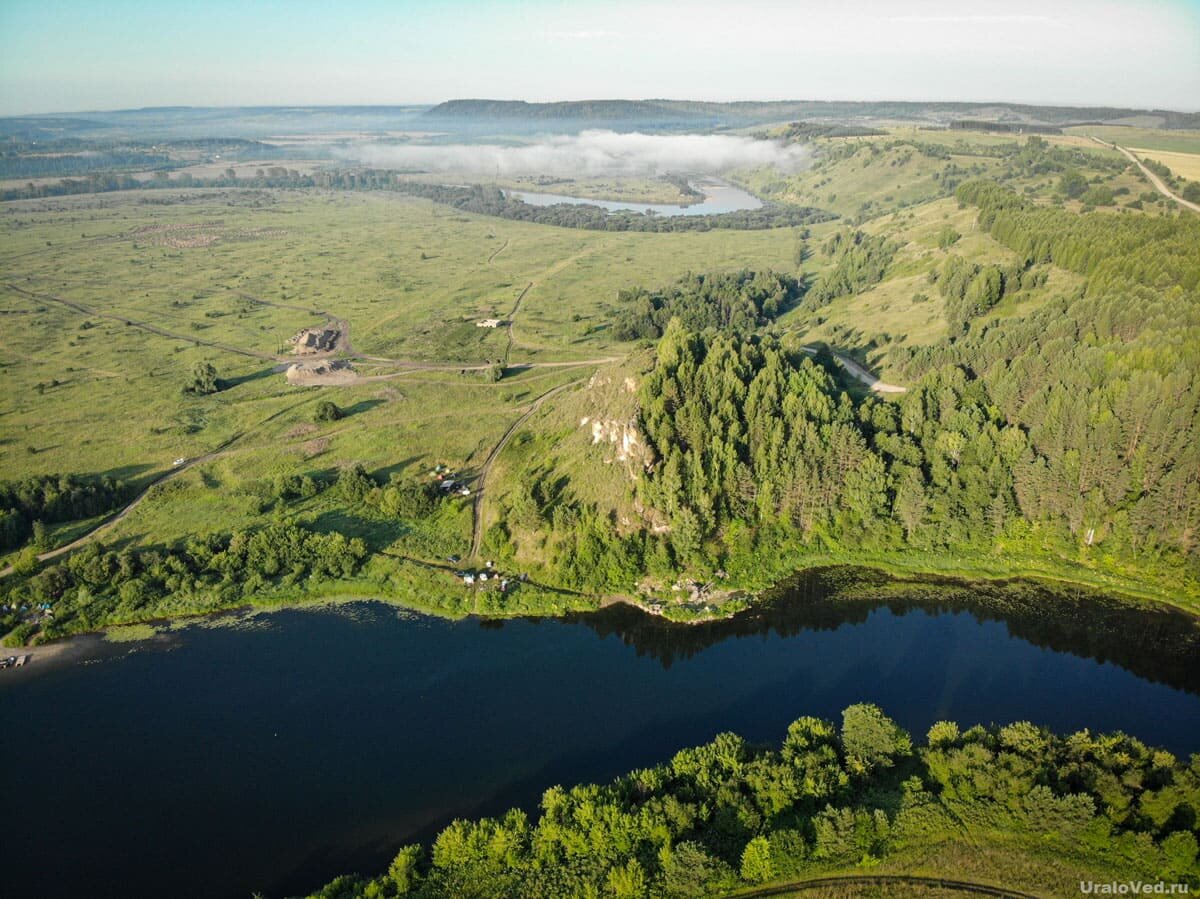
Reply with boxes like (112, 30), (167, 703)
(1064, 124), (1200, 154)
(2, 188), (798, 368)
(0, 187), (797, 565)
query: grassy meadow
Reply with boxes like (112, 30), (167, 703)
(0, 186), (796, 571)
(2, 121), (1197, 632)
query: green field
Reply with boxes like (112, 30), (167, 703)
(1064, 124), (1200, 154)
(0, 186), (797, 600)
(2, 122), (1197, 642)
(1, 188), (797, 486)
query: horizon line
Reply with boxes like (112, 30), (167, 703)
(3, 95), (1198, 119)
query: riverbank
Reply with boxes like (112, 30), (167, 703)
(8, 585), (1197, 899)
(6, 543), (1195, 666)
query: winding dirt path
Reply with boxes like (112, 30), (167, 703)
(469, 379), (583, 560)
(0, 439), (238, 577)
(487, 237), (509, 264)
(736, 873), (1042, 898)
(1090, 137), (1200, 213)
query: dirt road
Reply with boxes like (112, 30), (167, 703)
(7, 280), (610, 379)
(5, 282), (285, 362)
(800, 345), (907, 393)
(1091, 137), (1200, 213)
(469, 379), (582, 559)
(0, 396), (318, 578)
(0, 443), (232, 578)
(504, 282), (533, 362)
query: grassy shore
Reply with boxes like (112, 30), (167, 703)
(41, 543), (1186, 652)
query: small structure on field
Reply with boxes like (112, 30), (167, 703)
(476, 319), (506, 328)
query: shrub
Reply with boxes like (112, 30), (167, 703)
(314, 400), (343, 422)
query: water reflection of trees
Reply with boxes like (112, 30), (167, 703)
(560, 567), (1200, 693)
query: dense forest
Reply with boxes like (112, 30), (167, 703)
(308, 705), (1200, 897)
(0, 149), (174, 178)
(563, 180), (1196, 598)
(0, 137), (284, 178)
(898, 182), (1200, 561)
(805, 230), (899, 307)
(612, 270), (802, 341)
(0, 473), (133, 552)
(779, 121), (885, 141)
(934, 254), (1047, 333)
(0, 521), (366, 645)
(493, 187), (1197, 601)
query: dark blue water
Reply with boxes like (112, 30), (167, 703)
(1, 574), (1198, 899)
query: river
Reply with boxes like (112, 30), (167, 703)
(506, 177), (763, 216)
(1, 569), (1197, 898)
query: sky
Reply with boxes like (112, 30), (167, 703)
(1, 0), (1198, 115)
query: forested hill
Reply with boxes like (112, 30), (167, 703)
(610, 181), (1200, 599)
(425, 99), (702, 121)
(424, 99), (1200, 128)
(520, 180), (1200, 603)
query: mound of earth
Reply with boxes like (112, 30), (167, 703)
(285, 359), (356, 385)
(290, 324), (342, 355)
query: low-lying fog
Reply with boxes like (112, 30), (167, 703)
(336, 129), (808, 176)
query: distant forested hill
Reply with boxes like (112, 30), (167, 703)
(424, 98), (1200, 129)
(2, 100), (1194, 144)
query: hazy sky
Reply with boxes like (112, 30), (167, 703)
(1, 0), (1197, 115)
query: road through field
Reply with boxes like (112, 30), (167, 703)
(470, 379), (583, 560)
(5, 282), (286, 361)
(486, 237), (509, 263)
(6, 279), (613, 375)
(1091, 137), (1200, 213)
(0, 396), (319, 578)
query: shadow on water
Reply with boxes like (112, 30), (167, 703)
(566, 567), (1200, 694)
(3, 564), (1198, 899)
